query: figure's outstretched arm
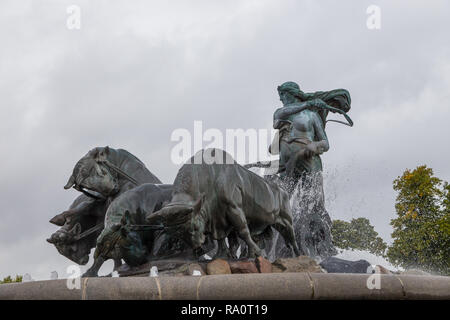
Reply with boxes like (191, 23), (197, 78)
(274, 99), (326, 121)
(274, 103), (306, 121)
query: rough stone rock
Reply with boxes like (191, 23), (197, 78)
(256, 256), (272, 273)
(319, 257), (370, 274)
(206, 259), (231, 275)
(229, 260), (259, 274)
(186, 263), (206, 276)
(159, 263), (206, 276)
(376, 265), (392, 274)
(272, 256), (323, 273)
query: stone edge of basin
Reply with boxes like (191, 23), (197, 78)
(0, 273), (449, 300)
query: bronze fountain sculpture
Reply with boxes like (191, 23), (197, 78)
(48, 81), (353, 276)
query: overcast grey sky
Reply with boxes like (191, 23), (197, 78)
(1, 0), (449, 279)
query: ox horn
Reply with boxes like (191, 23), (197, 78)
(64, 175), (76, 190)
(49, 213), (66, 226)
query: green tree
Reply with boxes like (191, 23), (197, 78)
(331, 217), (387, 256)
(387, 165), (450, 275)
(0, 275), (22, 284)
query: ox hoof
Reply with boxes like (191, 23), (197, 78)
(248, 249), (262, 259)
(117, 264), (131, 273)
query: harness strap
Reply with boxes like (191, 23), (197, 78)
(101, 161), (139, 185)
(78, 187), (105, 200)
(73, 222), (105, 241)
(128, 224), (166, 231)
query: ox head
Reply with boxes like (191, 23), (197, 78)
(46, 223), (90, 265)
(64, 147), (119, 198)
(116, 211), (148, 266)
(93, 211), (148, 266)
(146, 196), (206, 249)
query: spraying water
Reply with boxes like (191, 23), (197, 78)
(267, 172), (337, 261)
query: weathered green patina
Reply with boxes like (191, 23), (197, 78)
(271, 81), (352, 182)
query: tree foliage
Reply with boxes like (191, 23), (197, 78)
(387, 165), (450, 275)
(0, 275), (22, 284)
(331, 217), (387, 256)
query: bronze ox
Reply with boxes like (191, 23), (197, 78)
(48, 146), (162, 273)
(146, 149), (302, 258)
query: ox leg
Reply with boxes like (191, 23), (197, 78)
(273, 218), (301, 257)
(227, 232), (240, 260)
(213, 238), (230, 259)
(235, 236), (248, 258)
(82, 254), (105, 277)
(253, 232), (267, 250)
(240, 243), (248, 258)
(227, 205), (262, 258)
(113, 259), (122, 271)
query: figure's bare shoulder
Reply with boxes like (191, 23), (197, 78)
(273, 107), (284, 120)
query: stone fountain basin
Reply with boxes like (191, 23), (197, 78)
(0, 273), (449, 300)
